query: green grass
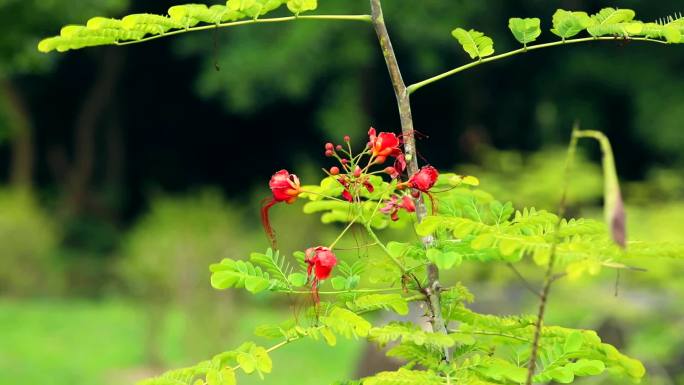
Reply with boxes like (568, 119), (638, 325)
(0, 299), (363, 385)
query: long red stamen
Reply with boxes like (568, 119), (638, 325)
(260, 198), (278, 250)
(426, 192), (439, 215)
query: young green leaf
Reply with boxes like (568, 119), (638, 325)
(508, 17), (542, 45)
(586, 8), (638, 37)
(551, 9), (591, 39)
(288, 272), (307, 287)
(286, 0), (317, 15)
(451, 28), (495, 59)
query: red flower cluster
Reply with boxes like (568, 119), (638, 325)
(380, 195), (416, 221)
(259, 128), (446, 307)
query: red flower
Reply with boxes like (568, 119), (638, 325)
(401, 195), (416, 212)
(269, 170), (301, 204)
(381, 195), (416, 221)
(305, 246), (338, 280)
(368, 127), (401, 164)
(408, 166), (439, 192)
(262, 169), (301, 250)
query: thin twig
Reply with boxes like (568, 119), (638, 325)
(525, 125), (580, 385)
(407, 37), (668, 94)
(506, 263), (541, 298)
(114, 15), (372, 46)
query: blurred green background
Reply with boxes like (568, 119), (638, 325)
(0, 1), (682, 384)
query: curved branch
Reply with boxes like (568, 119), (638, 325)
(115, 14), (372, 46)
(407, 36), (668, 94)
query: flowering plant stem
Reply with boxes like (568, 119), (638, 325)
(525, 124), (579, 384)
(369, 0), (450, 362)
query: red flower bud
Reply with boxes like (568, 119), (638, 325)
(384, 167), (397, 176)
(325, 142), (334, 151)
(325, 150), (334, 157)
(305, 246), (338, 280)
(330, 166), (340, 175)
(344, 135), (351, 142)
(335, 145), (343, 151)
(353, 166), (362, 178)
(408, 166), (439, 192)
(341, 159), (349, 165)
(269, 170), (301, 203)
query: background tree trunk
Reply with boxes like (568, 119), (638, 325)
(1, 78), (34, 190)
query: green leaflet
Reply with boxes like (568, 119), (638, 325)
(286, 0), (318, 15)
(236, 345), (272, 378)
(347, 294), (410, 315)
(249, 248), (294, 287)
(426, 247), (462, 270)
(475, 358), (527, 383)
(363, 369), (443, 385)
(209, 258), (272, 293)
(586, 8), (639, 37)
(370, 322), (455, 348)
(551, 9), (591, 39)
(508, 17), (542, 45)
(641, 22), (683, 43)
(451, 28), (495, 59)
(322, 307), (372, 338)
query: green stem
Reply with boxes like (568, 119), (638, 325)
(329, 213), (362, 249)
(449, 330), (531, 343)
(278, 287), (406, 295)
(365, 224), (406, 274)
(116, 14), (372, 46)
(407, 36), (668, 94)
(525, 124), (580, 385)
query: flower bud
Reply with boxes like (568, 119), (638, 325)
(384, 167), (397, 175)
(353, 166), (362, 178)
(325, 150), (334, 157)
(325, 143), (334, 151)
(341, 159), (349, 165)
(344, 135), (350, 142)
(330, 166), (340, 175)
(336, 145), (343, 151)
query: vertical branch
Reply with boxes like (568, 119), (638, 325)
(526, 125), (579, 385)
(369, 0), (449, 361)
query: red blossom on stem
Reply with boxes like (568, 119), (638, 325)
(381, 195), (416, 221)
(368, 127), (402, 164)
(408, 166), (439, 192)
(261, 170), (302, 249)
(305, 246), (338, 305)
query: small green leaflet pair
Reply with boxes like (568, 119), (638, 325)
(452, 7), (684, 60)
